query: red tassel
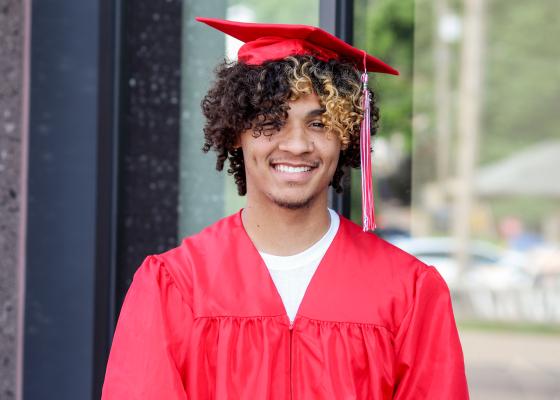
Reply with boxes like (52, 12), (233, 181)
(360, 59), (376, 231)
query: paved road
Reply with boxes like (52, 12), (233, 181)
(460, 329), (560, 400)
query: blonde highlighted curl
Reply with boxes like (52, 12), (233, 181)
(286, 56), (363, 150)
(201, 55), (379, 195)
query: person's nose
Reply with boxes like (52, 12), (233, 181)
(277, 123), (314, 155)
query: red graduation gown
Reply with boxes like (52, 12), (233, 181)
(102, 212), (469, 399)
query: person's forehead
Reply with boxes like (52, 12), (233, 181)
(286, 94), (322, 112)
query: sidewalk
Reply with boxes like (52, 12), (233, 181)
(460, 329), (560, 399)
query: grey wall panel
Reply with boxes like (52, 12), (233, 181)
(24, 0), (99, 398)
(0, 0), (27, 398)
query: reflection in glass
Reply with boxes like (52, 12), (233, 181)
(353, 0), (560, 320)
(355, 0), (560, 397)
(412, 0), (560, 321)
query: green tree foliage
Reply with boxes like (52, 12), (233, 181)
(354, 0), (415, 150)
(481, 0), (560, 164)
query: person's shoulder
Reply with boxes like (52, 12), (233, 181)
(183, 211), (242, 247)
(337, 216), (449, 305)
(150, 212), (242, 295)
(158, 211), (240, 255)
(336, 217), (449, 329)
(339, 215), (431, 277)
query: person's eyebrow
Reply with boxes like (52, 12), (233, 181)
(306, 108), (326, 118)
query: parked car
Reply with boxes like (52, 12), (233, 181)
(389, 236), (533, 290)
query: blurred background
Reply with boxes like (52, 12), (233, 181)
(1, 0), (558, 398)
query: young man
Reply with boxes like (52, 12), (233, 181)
(102, 18), (469, 399)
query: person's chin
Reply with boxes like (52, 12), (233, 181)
(270, 194), (314, 210)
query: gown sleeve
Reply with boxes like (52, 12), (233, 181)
(102, 255), (193, 400)
(393, 266), (469, 399)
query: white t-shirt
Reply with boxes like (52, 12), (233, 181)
(259, 209), (340, 323)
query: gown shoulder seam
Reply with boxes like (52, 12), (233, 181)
(149, 254), (194, 313)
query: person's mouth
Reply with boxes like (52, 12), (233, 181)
(274, 164), (312, 173)
(269, 161), (319, 180)
(270, 161), (319, 173)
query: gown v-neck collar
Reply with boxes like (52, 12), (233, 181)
(233, 209), (345, 327)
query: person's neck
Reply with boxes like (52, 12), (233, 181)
(241, 197), (331, 256)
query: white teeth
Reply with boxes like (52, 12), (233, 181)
(275, 165), (312, 173)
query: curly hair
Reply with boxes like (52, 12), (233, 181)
(201, 55), (379, 195)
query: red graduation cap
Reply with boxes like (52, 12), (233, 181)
(195, 17), (399, 75)
(196, 17), (400, 231)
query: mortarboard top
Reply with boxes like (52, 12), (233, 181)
(195, 17), (399, 76)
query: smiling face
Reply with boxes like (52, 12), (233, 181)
(240, 93), (342, 211)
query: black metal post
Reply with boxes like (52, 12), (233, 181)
(93, 0), (122, 397)
(320, 0), (354, 218)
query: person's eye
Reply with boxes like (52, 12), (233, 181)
(309, 121), (326, 129)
